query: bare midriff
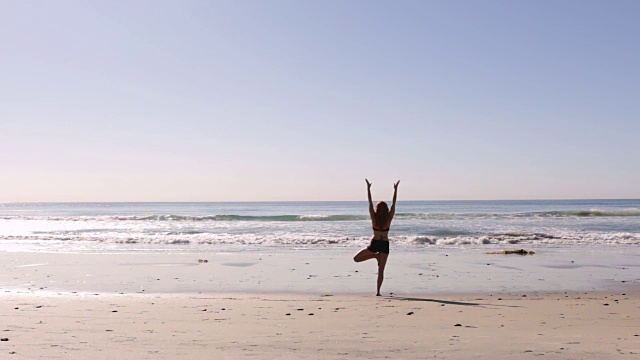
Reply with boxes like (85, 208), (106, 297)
(372, 230), (389, 241)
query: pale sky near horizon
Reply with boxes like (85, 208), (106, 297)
(1, 0), (639, 202)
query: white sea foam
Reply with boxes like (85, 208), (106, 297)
(2, 230), (640, 252)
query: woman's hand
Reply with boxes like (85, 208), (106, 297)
(394, 180), (400, 190)
(365, 179), (372, 189)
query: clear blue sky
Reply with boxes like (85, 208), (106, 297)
(1, 0), (639, 201)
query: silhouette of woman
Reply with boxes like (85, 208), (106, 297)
(353, 179), (399, 296)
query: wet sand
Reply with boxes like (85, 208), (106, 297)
(2, 247), (638, 295)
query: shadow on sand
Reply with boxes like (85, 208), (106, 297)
(387, 296), (522, 308)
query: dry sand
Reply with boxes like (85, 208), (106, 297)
(1, 291), (639, 359)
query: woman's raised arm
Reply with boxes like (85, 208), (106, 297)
(365, 179), (375, 218)
(389, 180), (400, 219)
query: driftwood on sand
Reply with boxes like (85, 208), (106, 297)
(486, 249), (535, 255)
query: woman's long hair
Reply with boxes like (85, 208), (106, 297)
(374, 201), (389, 228)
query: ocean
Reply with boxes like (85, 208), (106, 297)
(1, 200), (639, 253)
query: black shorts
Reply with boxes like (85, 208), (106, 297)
(367, 239), (389, 254)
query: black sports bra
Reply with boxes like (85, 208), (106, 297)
(372, 227), (390, 232)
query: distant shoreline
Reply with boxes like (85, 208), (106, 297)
(3, 198), (640, 204)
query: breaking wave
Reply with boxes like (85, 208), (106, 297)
(530, 209), (640, 217)
(2, 231), (640, 248)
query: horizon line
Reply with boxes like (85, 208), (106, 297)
(2, 198), (640, 204)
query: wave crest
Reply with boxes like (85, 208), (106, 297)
(4, 231), (640, 247)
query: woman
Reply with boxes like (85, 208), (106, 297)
(353, 178), (400, 296)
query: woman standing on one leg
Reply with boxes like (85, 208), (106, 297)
(353, 179), (400, 296)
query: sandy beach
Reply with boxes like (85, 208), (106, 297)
(1, 249), (639, 359)
(2, 291), (639, 359)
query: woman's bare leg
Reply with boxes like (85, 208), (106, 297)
(353, 248), (378, 262)
(376, 253), (389, 296)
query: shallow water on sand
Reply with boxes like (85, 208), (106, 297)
(1, 247), (638, 295)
